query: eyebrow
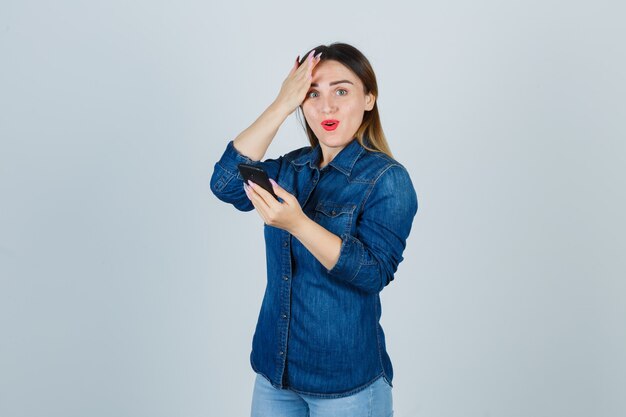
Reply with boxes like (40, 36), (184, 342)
(310, 80), (354, 87)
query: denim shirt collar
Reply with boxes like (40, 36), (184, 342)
(291, 138), (366, 177)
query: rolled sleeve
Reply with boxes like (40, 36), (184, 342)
(326, 165), (418, 294)
(327, 233), (365, 282)
(210, 141), (281, 211)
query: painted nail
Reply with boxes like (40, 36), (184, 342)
(314, 52), (322, 60)
(308, 49), (316, 60)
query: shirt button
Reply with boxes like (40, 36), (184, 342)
(283, 241), (288, 247)
(279, 351), (284, 356)
(283, 275), (289, 281)
(282, 313), (287, 319)
(331, 210), (337, 216)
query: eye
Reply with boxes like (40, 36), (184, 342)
(336, 89), (348, 96)
(307, 91), (319, 98)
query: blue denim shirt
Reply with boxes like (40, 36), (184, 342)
(210, 138), (418, 398)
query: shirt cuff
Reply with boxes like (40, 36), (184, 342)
(327, 233), (365, 282)
(212, 141), (260, 194)
(217, 140), (259, 176)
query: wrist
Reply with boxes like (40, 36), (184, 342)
(288, 213), (311, 238)
(269, 99), (294, 119)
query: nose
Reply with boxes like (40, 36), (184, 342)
(320, 94), (337, 115)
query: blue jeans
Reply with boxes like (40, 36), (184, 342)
(250, 373), (394, 417)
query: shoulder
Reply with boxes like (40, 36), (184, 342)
(358, 151), (418, 212)
(352, 149), (412, 185)
(280, 145), (313, 163)
(260, 145), (313, 172)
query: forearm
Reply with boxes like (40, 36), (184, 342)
(291, 219), (389, 293)
(232, 100), (291, 161)
(290, 216), (342, 270)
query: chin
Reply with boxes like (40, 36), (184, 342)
(320, 137), (353, 148)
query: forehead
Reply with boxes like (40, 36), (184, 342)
(311, 60), (361, 86)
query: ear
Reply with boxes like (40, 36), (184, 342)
(364, 92), (376, 111)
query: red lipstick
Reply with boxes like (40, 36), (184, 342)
(321, 119), (340, 131)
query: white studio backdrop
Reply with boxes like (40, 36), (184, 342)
(1, 1), (624, 416)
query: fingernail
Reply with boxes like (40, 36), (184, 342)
(269, 178), (277, 185)
(308, 49), (316, 60)
(314, 52), (322, 60)
(247, 180), (254, 187)
(296, 55), (300, 63)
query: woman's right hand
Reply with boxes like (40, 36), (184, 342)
(273, 49), (322, 116)
(231, 50), (321, 161)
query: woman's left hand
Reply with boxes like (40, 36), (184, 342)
(244, 178), (306, 233)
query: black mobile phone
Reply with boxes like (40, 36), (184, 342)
(237, 163), (279, 200)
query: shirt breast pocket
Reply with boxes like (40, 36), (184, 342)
(313, 201), (357, 236)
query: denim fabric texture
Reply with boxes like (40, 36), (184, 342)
(250, 373), (393, 417)
(210, 138), (418, 397)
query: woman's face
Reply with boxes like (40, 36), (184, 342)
(302, 60), (375, 158)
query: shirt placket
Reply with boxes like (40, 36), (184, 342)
(276, 230), (291, 384)
(275, 166), (320, 385)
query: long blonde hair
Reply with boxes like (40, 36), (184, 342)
(295, 42), (393, 158)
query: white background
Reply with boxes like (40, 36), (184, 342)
(1, 1), (624, 416)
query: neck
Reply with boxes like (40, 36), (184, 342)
(319, 150), (338, 169)
(318, 143), (346, 168)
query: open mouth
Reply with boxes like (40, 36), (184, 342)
(321, 120), (339, 131)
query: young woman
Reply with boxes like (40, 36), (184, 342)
(210, 42), (418, 417)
